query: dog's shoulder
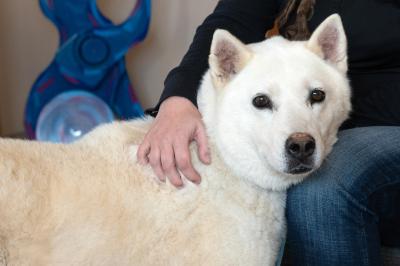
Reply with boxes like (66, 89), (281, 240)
(77, 117), (153, 147)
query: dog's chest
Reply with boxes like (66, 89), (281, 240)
(200, 182), (286, 264)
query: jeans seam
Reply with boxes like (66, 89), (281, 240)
(333, 177), (400, 221)
(336, 180), (400, 266)
(361, 220), (369, 266)
(333, 179), (377, 218)
(366, 180), (400, 200)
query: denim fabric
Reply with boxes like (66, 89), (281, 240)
(286, 127), (400, 266)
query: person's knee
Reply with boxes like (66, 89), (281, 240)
(286, 174), (341, 228)
(328, 127), (400, 199)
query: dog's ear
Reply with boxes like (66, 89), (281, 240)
(209, 29), (253, 88)
(306, 14), (347, 73)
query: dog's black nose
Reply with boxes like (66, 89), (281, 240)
(285, 133), (316, 161)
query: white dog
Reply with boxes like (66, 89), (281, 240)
(0, 14), (350, 265)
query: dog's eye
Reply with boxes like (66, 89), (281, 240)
(252, 94), (272, 110)
(310, 89), (325, 104)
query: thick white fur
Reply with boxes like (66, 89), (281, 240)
(0, 15), (350, 265)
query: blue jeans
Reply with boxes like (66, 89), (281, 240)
(286, 127), (400, 265)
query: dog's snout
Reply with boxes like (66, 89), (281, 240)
(285, 133), (316, 160)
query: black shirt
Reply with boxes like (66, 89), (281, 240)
(148, 0), (400, 129)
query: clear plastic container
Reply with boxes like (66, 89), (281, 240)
(36, 91), (114, 143)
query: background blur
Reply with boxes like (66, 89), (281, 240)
(0, 0), (218, 136)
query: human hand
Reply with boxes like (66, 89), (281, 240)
(137, 96), (211, 187)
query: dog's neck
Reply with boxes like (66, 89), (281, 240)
(192, 140), (284, 212)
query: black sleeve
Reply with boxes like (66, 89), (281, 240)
(146, 0), (281, 116)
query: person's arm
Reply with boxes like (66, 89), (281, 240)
(139, 0), (281, 187)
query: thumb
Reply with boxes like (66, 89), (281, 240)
(194, 122), (211, 165)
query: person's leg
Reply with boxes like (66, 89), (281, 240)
(286, 126), (400, 266)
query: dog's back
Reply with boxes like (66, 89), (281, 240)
(0, 120), (280, 265)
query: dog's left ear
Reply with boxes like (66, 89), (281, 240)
(209, 29), (253, 88)
(306, 14), (347, 73)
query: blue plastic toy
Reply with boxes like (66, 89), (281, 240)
(25, 0), (151, 142)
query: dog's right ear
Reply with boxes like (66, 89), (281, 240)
(209, 29), (253, 88)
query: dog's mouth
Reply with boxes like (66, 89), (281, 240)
(287, 163), (313, 175)
(285, 158), (315, 175)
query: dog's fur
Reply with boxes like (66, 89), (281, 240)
(0, 15), (350, 265)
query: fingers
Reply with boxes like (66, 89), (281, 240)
(174, 140), (201, 185)
(136, 97), (208, 188)
(137, 135), (187, 187)
(137, 132), (206, 187)
(194, 122), (211, 165)
(160, 144), (183, 187)
(137, 134), (206, 187)
(147, 147), (166, 183)
(137, 140), (150, 165)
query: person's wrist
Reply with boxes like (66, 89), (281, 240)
(159, 96), (197, 113)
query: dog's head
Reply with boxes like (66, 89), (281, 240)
(198, 14), (351, 190)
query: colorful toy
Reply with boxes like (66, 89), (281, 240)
(25, 0), (151, 142)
